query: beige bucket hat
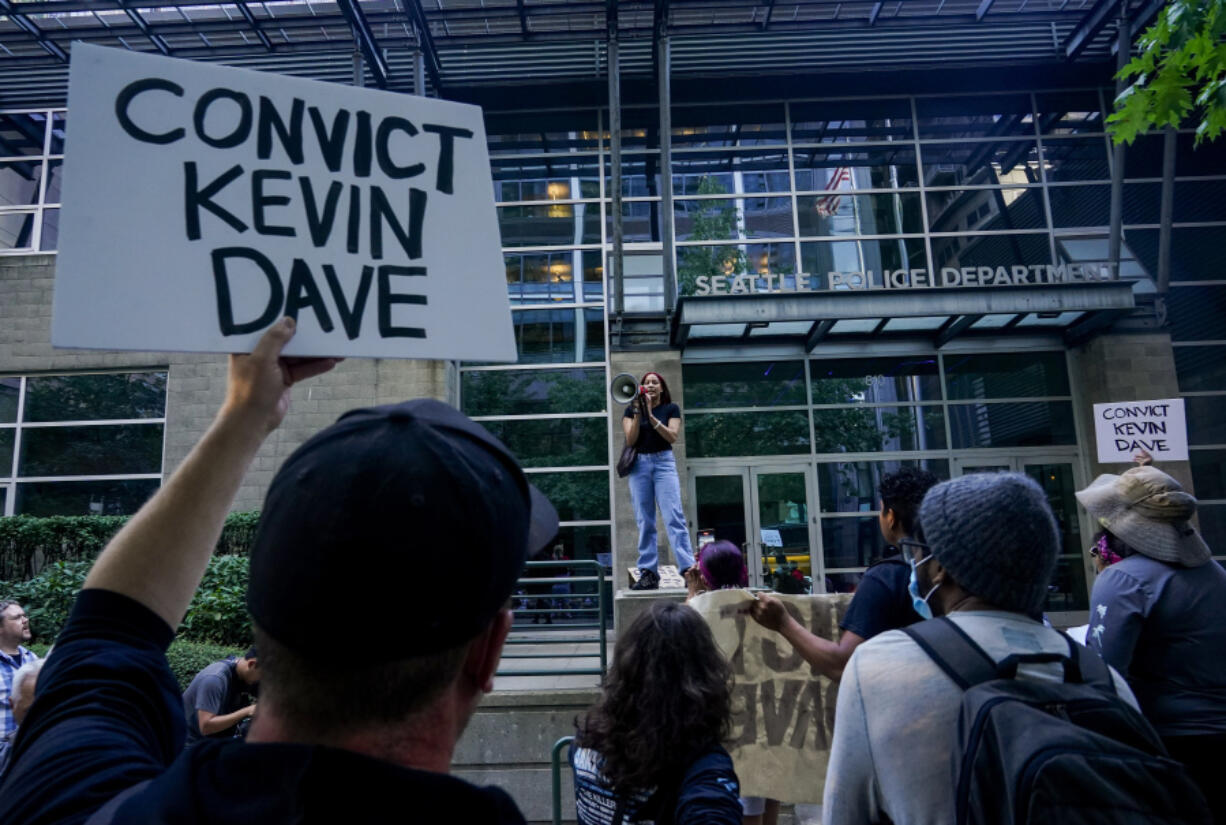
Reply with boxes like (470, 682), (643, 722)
(1075, 466), (1211, 567)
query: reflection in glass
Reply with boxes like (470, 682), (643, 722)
(793, 145), (919, 189)
(674, 197), (741, 243)
(944, 352), (1069, 399)
(40, 209), (58, 251)
(461, 368), (604, 416)
(16, 479), (160, 517)
(822, 516), (886, 568)
(1190, 450), (1226, 500)
(914, 94), (1034, 139)
(925, 188), (1046, 233)
(19, 424), (164, 477)
(797, 192), (923, 237)
(1175, 346), (1226, 392)
(1024, 462), (1086, 611)
(758, 472), (811, 584)
(0, 113), (48, 156)
(686, 411), (809, 458)
(790, 99), (912, 144)
(605, 154), (660, 197)
(504, 251), (587, 304)
(527, 470), (610, 521)
(478, 418), (606, 468)
(44, 159), (62, 203)
(514, 524), (614, 625)
(49, 112), (66, 155)
(491, 156), (600, 202)
(695, 475), (747, 554)
(671, 150), (792, 194)
(948, 402), (1076, 448)
(1197, 506), (1226, 559)
(498, 203), (601, 247)
(25, 373), (167, 422)
(811, 357), (941, 404)
(1041, 137), (1110, 182)
(826, 571), (863, 594)
(683, 361), (806, 409)
(930, 232), (1050, 273)
(1034, 91), (1104, 134)
(503, 308), (604, 364)
(743, 197), (795, 238)
(671, 104), (787, 147)
(0, 378), (17, 423)
(1186, 396), (1226, 445)
(813, 407), (946, 453)
(0, 160), (43, 206)
(0, 428), (12, 475)
(1125, 227), (1226, 286)
(0, 212), (35, 251)
(801, 239), (926, 287)
(1123, 131), (1226, 177)
(920, 141), (1040, 186)
(817, 458), (950, 513)
(1166, 286), (1226, 342)
(484, 111), (600, 155)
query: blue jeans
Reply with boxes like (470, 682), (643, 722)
(627, 450), (695, 572)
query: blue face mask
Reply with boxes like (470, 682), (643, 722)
(907, 554), (939, 620)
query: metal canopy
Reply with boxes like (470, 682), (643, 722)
(671, 281), (1137, 351)
(0, 0), (1159, 105)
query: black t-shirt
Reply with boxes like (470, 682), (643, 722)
(839, 548), (921, 640)
(0, 588), (528, 825)
(623, 402), (680, 454)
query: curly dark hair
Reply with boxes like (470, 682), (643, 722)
(576, 601), (732, 793)
(879, 466), (939, 536)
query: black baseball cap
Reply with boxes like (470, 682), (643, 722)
(247, 399), (558, 661)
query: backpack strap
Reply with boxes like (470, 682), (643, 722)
(902, 617), (998, 690)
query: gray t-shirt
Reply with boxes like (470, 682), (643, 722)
(181, 657), (242, 746)
(823, 611), (1136, 825)
(1088, 554), (1226, 736)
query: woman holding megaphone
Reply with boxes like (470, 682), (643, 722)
(621, 371), (695, 590)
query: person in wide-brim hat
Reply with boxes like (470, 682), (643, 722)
(1075, 465), (1211, 567)
(1077, 464), (1226, 822)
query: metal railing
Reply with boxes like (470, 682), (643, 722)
(498, 559), (608, 678)
(551, 735), (576, 825)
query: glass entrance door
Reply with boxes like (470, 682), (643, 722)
(691, 465), (817, 590)
(953, 456), (1089, 622)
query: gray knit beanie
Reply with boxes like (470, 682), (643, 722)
(918, 472), (1059, 615)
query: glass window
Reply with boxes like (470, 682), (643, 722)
(504, 251), (598, 305)
(801, 238), (927, 287)
(1175, 346), (1226, 392)
(743, 197), (795, 239)
(498, 203), (601, 247)
(822, 516), (887, 568)
(817, 458), (950, 513)
(683, 361), (807, 409)
(1186, 396), (1226, 445)
(797, 192), (923, 237)
(491, 155), (601, 202)
(0, 160), (43, 206)
(930, 232), (1050, 273)
(24, 373), (168, 422)
(0, 113), (48, 156)
(674, 197), (741, 243)
(526, 470), (610, 521)
(0, 378), (17, 423)
(686, 411), (810, 458)
(45, 158), (63, 202)
(1124, 228), (1226, 284)
(671, 104), (787, 147)
(1041, 137), (1111, 182)
(16, 478), (160, 516)
(606, 154), (661, 197)
(0, 211), (35, 251)
(915, 94), (1035, 139)
(926, 188), (1046, 233)
(484, 111), (600, 155)
(40, 209), (58, 251)
(19, 424), (164, 477)
(1198, 506), (1226, 558)
(921, 141), (1040, 187)
(1034, 91), (1104, 135)
(813, 406), (946, 453)
(1190, 450), (1226, 501)
(461, 368), (604, 416)
(811, 356), (941, 404)
(0, 428), (12, 474)
(944, 352), (1069, 399)
(793, 145), (919, 190)
(477, 418), (606, 468)
(1167, 286), (1226, 342)
(948, 401), (1076, 448)
(671, 149), (793, 193)
(790, 99), (913, 144)
(615, 199), (664, 244)
(502, 308), (604, 364)
(1123, 131), (1226, 178)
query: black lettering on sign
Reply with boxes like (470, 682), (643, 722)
(115, 78), (185, 145)
(308, 107), (350, 173)
(370, 187), (427, 260)
(375, 117), (426, 180)
(184, 162), (248, 241)
(284, 258), (334, 332)
(257, 96), (305, 164)
(731, 683), (757, 748)
(251, 170), (295, 237)
(299, 178), (344, 247)
(762, 601), (807, 672)
(422, 123), (475, 195)
(378, 265), (427, 339)
(793, 681), (823, 750)
(193, 88), (252, 149)
(761, 679), (804, 746)
(346, 185), (361, 255)
(322, 263), (375, 340)
(717, 604), (750, 676)
(824, 680), (839, 743)
(354, 111), (373, 178)
(211, 247), (283, 335)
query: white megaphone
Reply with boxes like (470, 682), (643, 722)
(610, 373), (642, 405)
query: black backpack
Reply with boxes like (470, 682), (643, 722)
(903, 617), (1211, 825)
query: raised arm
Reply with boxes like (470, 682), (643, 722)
(622, 395), (644, 445)
(750, 594), (864, 680)
(83, 317), (338, 628)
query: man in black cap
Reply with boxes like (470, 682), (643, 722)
(0, 317), (558, 824)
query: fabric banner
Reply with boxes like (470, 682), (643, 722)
(688, 589), (852, 804)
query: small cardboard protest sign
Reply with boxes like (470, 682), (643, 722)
(688, 589), (853, 804)
(760, 528), (783, 547)
(53, 44), (514, 360)
(1093, 398), (1188, 463)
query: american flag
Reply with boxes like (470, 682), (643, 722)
(816, 167), (852, 216)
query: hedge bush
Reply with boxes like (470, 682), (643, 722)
(165, 639), (247, 691)
(3, 554), (253, 647)
(0, 512), (261, 582)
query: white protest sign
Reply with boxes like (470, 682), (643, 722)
(688, 589), (853, 804)
(1093, 398), (1188, 463)
(53, 44), (515, 360)
(760, 528), (783, 547)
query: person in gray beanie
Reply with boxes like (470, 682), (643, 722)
(823, 472), (1138, 825)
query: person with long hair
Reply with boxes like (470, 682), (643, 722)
(623, 371), (695, 591)
(573, 602), (741, 825)
(1077, 465), (1226, 821)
